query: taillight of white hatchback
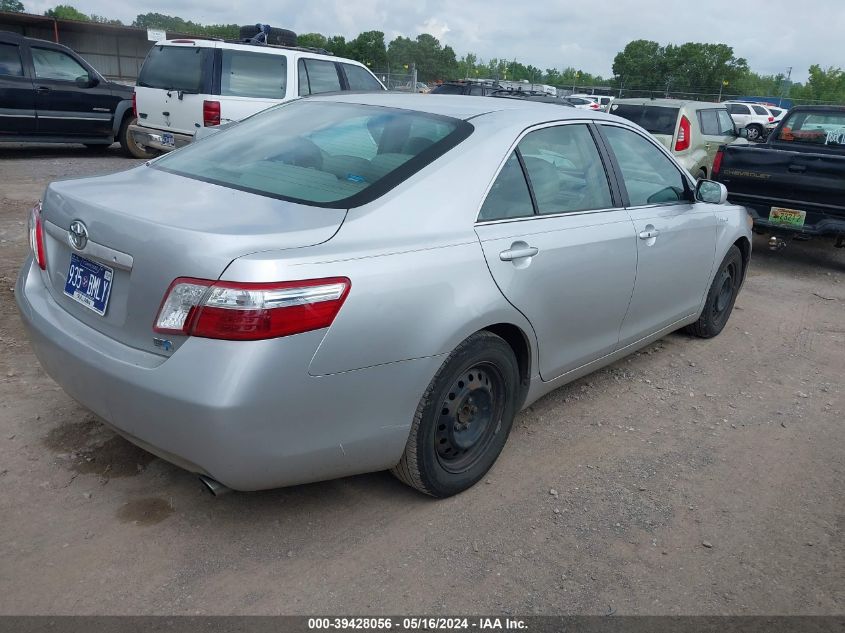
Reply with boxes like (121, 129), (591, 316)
(28, 201), (47, 270)
(154, 277), (350, 340)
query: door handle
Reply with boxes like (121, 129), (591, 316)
(499, 245), (539, 261)
(638, 228), (660, 240)
(35, 86), (50, 93)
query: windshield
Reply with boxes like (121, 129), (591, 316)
(153, 101), (472, 207)
(609, 104), (679, 135)
(138, 45), (210, 93)
(776, 111), (845, 146)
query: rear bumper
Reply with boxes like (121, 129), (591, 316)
(16, 258), (436, 491)
(128, 124), (192, 153)
(738, 201), (845, 237)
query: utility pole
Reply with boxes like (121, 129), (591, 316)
(780, 66), (792, 107)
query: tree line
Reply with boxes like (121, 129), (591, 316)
(4, 2), (843, 103)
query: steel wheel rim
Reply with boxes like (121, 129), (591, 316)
(715, 261), (738, 315)
(435, 363), (505, 473)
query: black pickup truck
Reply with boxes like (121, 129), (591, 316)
(0, 31), (147, 156)
(713, 105), (845, 248)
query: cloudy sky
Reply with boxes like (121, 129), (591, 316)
(23, 0), (845, 82)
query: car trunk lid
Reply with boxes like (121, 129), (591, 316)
(39, 165), (346, 356)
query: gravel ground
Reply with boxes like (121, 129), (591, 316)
(0, 143), (842, 615)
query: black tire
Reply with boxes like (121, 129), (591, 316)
(392, 331), (520, 498)
(238, 25), (297, 47)
(83, 143), (111, 152)
(696, 168), (707, 181)
(746, 124), (762, 141)
(118, 115), (157, 159)
(685, 245), (743, 338)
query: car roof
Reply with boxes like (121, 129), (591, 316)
(308, 92), (612, 124)
(612, 97), (726, 109)
(154, 38), (364, 66)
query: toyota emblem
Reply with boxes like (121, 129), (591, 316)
(68, 220), (88, 251)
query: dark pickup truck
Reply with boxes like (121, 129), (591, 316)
(713, 105), (845, 248)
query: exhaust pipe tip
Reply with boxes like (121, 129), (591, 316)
(198, 474), (232, 496)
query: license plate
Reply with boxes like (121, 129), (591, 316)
(64, 253), (113, 316)
(769, 206), (806, 227)
(161, 132), (175, 148)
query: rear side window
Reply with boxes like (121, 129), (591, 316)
(518, 124), (612, 214)
(342, 64), (382, 91)
(138, 46), (209, 93)
(769, 108), (783, 117)
(601, 125), (688, 207)
(153, 101), (472, 207)
(298, 58), (341, 95)
(728, 104), (750, 114)
(609, 104), (679, 135)
(0, 43), (23, 77)
(31, 47), (87, 81)
(221, 50), (286, 99)
(752, 105), (769, 115)
(698, 110), (720, 136)
(478, 153), (534, 221)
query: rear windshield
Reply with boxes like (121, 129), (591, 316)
(776, 111), (845, 146)
(153, 101), (473, 207)
(138, 45), (210, 93)
(609, 104), (679, 135)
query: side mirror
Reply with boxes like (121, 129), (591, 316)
(75, 74), (98, 88)
(737, 127), (749, 139)
(696, 179), (728, 205)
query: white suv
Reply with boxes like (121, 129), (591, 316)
(128, 38), (385, 156)
(723, 101), (775, 141)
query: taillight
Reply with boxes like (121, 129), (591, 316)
(154, 277), (351, 341)
(132, 91), (137, 118)
(203, 100), (221, 127)
(712, 149), (724, 177)
(675, 115), (691, 152)
(28, 201), (47, 270)
(589, 102), (600, 109)
(768, 116), (774, 122)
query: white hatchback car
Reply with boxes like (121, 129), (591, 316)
(128, 38), (385, 156)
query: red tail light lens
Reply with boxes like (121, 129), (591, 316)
(203, 100), (221, 127)
(589, 102), (600, 109)
(154, 277), (351, 341)
(712, 149), (724, 177)
(675, 115), (691, 152)
(768, 116), (774, 122)
(132, 91), (137, 118)
(28, 201), (47, 270)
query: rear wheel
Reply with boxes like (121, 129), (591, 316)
(392, 331), (519, 497)
(118, 116), (157, 159)
(746, 124), (762, 141)
(686, 245), (743, 338)
(696, 168), (707, 181)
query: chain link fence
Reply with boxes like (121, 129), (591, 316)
(561, 85), (841, 106)
(372, 70), (421, 92)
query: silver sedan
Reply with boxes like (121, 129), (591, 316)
(16, 93), (751, 497)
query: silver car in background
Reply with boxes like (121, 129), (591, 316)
(17, 94), (751, 498)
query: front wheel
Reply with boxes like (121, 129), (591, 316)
(391, 331), (520, 497)
(686, 245), (743, 338)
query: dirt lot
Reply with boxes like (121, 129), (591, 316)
(0, 144), (842, 616)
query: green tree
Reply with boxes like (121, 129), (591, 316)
(801, 65), (845, 102)
(297, 32), (328, 50)
(89, 14), (123, 25)
(348, 30), (387, 69)
(44, 4), (89, 20)
(612, 39), (665, 90)
(325, 35), (349, 58)
(1, 0), (25, 12)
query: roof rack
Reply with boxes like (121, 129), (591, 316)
(220, 38), (332, 55)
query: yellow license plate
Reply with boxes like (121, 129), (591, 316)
(769, 207), (806, 227)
